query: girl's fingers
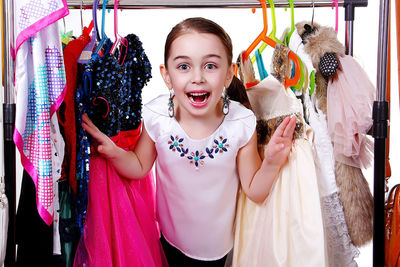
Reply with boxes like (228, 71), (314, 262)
(82, 113), (97, 129)
(282, 116), (296, 138)
(273, 117), (290, 138)
(81, 114), (104, 141)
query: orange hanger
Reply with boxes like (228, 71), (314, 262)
(242, 0), (300, 88)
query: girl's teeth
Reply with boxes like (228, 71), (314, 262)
(188, 93), (208, 103)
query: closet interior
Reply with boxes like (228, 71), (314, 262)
(1, 0), (391, 266)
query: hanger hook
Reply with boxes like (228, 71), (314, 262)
(311, 0), (315, 26)
(63, 17), (66, 33)
(80, 0), (84, 32)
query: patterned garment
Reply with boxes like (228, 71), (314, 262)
(13, 0), (68, 225)
(87, 34), (152, 137)
(13, 0), (69, 56)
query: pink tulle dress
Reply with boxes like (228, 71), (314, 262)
(327, 55), (375, 169)
(74, 126), (168, 267)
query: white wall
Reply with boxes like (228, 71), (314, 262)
(3, 1), (399, 266)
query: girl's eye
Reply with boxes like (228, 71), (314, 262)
(178, 64), (189, 70)
(205, 63), (216, 70)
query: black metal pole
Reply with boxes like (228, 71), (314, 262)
(3, 104), (16, 267)
(2, 0), (16, 265)
(373, 0), (390, 266)
(344, 0), (368, 55)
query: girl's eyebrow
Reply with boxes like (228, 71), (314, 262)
(172, 54), (222, 61)
(204, 54), (222, 59)
(172, 55), (190, 61)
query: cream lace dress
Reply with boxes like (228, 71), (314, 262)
(232, 75), (326, 267)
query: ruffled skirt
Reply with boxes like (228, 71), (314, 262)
(327, 55), (375, 169)
(233, 134), (326, 267)
(74, 129), (168, 267)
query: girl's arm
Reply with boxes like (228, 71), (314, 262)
(237, 116), (296, 203)
(82, 113), (157, 179)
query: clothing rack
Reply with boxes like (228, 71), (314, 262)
(2, 1), (389, 267)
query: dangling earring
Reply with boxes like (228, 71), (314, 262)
(168, 89), (175, 118)
(222, 88), (230, 115)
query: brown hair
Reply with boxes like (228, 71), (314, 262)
(164, 17), (233, 67)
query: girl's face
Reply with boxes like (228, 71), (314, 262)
(161, 32), (234, 119)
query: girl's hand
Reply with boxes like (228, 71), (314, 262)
(81, 113), (119, 159)
(264, 116), (296, 168)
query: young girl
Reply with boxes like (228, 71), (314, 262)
(82, 17), (296, 266)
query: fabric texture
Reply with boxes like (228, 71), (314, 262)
(319, 53), (339, 79)
(233, 76), (326, 267)
(143, 94), (256, 260)
(73, 31), (165, 266)
(16, 171), (55, 266)
(160, 235), (227, 267)
(87, 34), (152, 137)
(73, 128), (167, 267)
(291, 29), (359, 266)
(13, 0), (69, 54)
(58, 24), (92, 194)
(13, 5), (68, 224)
(327, 55), (375, 169)
(304, 91), (359, 267)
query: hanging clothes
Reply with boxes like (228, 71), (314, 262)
(16, 112), (64, 265)
(16, 171), (61, 267)
(233, 46), (326, 267)
(74, 128), (167, 267)
(296, 21), (374, 247)
(13, 0), (69, 225)
(56, 23), (94, 267)
(289, 29), (359, 267)
(327, 55), (375, 169)
(74, 33), (167, 266)
(58, 22), (93, 194)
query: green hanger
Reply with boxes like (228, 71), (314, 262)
(267, 0), (284, 45)
(251, 0), (284, 64)
(285, 0), (295, 45)
(291, 56), (305, 91)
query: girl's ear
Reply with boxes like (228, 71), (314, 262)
(224, 63), (235, 88)
(160, 64), (173, 89)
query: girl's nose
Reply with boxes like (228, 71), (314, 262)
(191, 67), (205, 84)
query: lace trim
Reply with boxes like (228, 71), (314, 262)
(322, 192), (360, 267)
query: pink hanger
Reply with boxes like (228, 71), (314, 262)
(110, 0), (128, 65)
(332, 0), (339, 32)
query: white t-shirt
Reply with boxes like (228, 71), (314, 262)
(142, 94), (256, 260)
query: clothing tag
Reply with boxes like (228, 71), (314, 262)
(77, 50), (93, 64)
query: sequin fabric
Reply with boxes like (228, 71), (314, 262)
(87, 34), (152, 137)
(75, 35), (151, 232)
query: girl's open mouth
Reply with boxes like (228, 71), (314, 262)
(187, 92), (210, 106)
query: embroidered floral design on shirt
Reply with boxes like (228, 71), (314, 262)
(168, 135), (229, 169)
(213, 136), (229, 153)
(168, 135), (189, 157)
(206, 136), (229, 159)
(187, 151), (206, 167)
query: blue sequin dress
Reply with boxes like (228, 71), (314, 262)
(75, 34), (152, 232)
(74, 35), (167, 266)
(88, 34), (152, 136)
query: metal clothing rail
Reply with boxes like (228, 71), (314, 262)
(68, 0), (349, 8)
(3, 1), (390, 267)
(68, 0), (367, 55)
